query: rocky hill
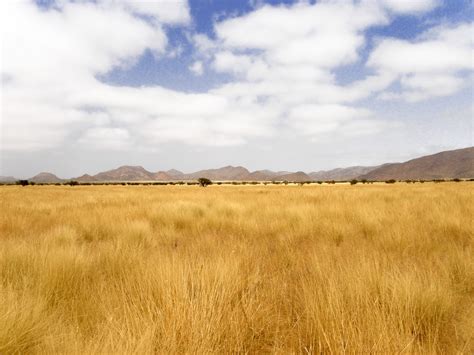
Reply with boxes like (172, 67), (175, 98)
(359, 147), (474, 180)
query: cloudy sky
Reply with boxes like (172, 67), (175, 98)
(1, 0), (472, 178)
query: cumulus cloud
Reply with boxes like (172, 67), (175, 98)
(1, 0), (470, 154)
(381, 0), (440, 14)
(201, 1), (397, 133)
(1, 0), (181, 150)
(369, 23), (472, 102)
(78, 127), (132, 150)
(189, 61), (204, 76)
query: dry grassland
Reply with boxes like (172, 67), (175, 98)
(0, 183), (473, 353)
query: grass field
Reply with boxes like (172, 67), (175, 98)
(0, 183), (473, 353)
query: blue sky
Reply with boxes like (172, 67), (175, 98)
(1, 0), (472, 177)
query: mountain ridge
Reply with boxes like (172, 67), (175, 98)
(359, 147), (474, 180)
(4, 147), (473, 183)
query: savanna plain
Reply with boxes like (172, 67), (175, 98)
(0, 183), (473, 354)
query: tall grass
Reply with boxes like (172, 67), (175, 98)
(0, 183), (473, 353)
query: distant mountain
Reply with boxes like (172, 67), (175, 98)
(76, 174), (98, 182)
(153, 171), (173, 181)
(246, 170), (278, 181)
(309, 166), (380, 181)
(29, 172), (63, 183)
(93, 166), (155, 181)
(277, 171), (312, 182)
(359, 147), (474, 180)
(16, 147), (474, 183)
(183, 166), (250, 180)
(0, 176), (17, 183)
(166, 169), (184, 178)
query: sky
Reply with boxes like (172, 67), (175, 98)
(1, 0), (473, 178)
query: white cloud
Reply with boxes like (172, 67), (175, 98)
(189, 61), (204, 76)
(214, 1), (387, 68)
(199, 1), (398, 134)
(369, 24), (472, 74)
(381, 0), (440, 14)
(369, 23), (473, 102)
(0, 0), (181, 150)
(288, 104), (375, 135)
(78, 127), (132, 150)
(116, 0), (191, 25)
(1, 0), (471, 155)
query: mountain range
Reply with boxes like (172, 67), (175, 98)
(2, 147), (473, 183)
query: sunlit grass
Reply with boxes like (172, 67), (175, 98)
(1, 183), (473, 353)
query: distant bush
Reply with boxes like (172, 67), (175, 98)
(198, 178), (212, 187)
(283, 180), (289, 185)
(361, 179), (367, 184)
(350, 179), (358, 185)
(385, 179), (396, 184)
(452, 178), (461, 182)
(327, 180), (336, 184)
(316, 181), (323, 184)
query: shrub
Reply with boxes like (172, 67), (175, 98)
(198, 178), (212, 187)
(350, 179), (358, 185)
(452, 178), (461, 182)
(385, 179), (396, 184)
(361, 179), (367, 184)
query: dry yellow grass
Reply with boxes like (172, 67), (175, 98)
(0, 183), (473, 353)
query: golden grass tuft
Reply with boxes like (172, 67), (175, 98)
(0, 183), (473, 353)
